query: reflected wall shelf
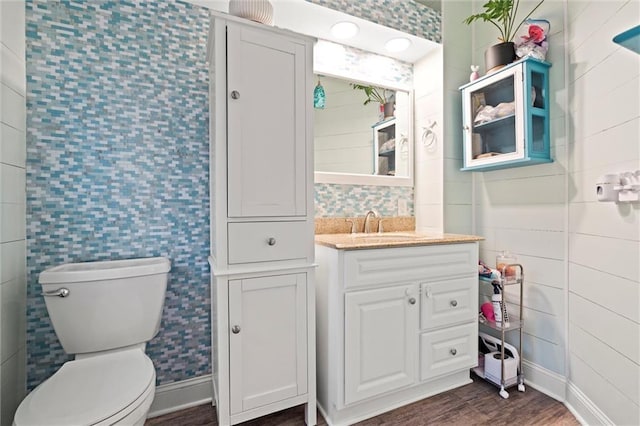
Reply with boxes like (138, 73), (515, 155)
(373, 117), (396, 176)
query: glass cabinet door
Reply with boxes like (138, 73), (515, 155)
(463, 64), (524, 167)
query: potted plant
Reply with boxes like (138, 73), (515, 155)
(351, 83), (395, 118)
(464, 0), (545, 73)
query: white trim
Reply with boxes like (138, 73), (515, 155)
(314, 171), (413, 187)
(565, 381), (613, 426)
(147, 375), (214, 419)
(562, 0), (571, 413)
(522, 360), (566, 402)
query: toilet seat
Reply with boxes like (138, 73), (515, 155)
(14, 348), (155, 426)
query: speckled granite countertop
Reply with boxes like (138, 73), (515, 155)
(315, 231), (484, 250)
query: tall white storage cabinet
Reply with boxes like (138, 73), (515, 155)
(207, 13), (316, 426)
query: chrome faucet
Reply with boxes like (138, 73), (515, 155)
(363, 210), (379, 233)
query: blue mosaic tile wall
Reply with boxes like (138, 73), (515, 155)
(306, 0), (441, 44)
(315, 183), (414, 217)
(25, 0), (210, 388)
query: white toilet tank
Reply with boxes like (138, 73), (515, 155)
(39, 257), (171, 355)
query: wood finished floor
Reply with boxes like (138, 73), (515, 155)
(145, 375), (580, 426)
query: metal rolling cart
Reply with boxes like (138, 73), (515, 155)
(473, 264), (525, 399)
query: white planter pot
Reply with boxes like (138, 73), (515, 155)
(228, 0), (274, 26)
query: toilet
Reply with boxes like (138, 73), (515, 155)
(14, 257), (171, 426)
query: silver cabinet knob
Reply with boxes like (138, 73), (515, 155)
(450, 300), (458, 307)
(42, 287), (70, 298)
(231, 325), (241, 334)
(230, 90), (240, 99)
(408, 297), (416, 305)
(450, 348), (457, 356)
(267, 237), (276, 246)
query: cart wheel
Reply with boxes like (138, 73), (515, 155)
(518, 383), (525, 392)
(499, 387), (509, 399)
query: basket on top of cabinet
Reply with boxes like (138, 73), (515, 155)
(459, 57), (552, 172)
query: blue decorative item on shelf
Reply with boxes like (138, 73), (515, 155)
(613, 25), (640, 54)
(314, 79), (326, 109)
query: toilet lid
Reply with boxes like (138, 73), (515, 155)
(15, 349), (155, 426)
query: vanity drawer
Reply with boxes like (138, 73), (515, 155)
(420, 277), (477, 331)
(228, 221), (307, 264)
(343, 243), (477, 289)
(420, 322), (477, 381)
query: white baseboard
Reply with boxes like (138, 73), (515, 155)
(522, 360), (567, 402)
(565, 381), (612, 426)
(523, 361), (614, 426)
(147, 375), (214, 418)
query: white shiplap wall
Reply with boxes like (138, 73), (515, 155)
(470, 0), (569, 390)
(566, 1), (639, 424)
(0, 0), (27, 425)
(463, 0), (639, 423)
(414, 45), (444, 233)
(442, 0), (474, 235)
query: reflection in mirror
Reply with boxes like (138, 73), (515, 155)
(314, 75), (411, 179)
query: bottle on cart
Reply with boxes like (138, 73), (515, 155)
(491, 283), (503, 324)
(491, 283), (510, 327)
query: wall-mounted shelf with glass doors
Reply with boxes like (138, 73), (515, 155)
(459, 57), (552, 172)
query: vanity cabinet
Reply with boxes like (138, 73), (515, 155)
(208, 12), (316, 426)
(459, 57), (552, 172)
(315, 242), (479, 425)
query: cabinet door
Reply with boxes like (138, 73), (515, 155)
(226, 24), (307, 218)
(228, 273), (307, 414)
(344, 284), (418, 405)
(461, 63), (524, 168)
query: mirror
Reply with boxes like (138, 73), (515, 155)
(314, 75), (412, 186)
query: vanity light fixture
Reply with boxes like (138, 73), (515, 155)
(385, 37), (412, 53)
(331, 21), (359, 39)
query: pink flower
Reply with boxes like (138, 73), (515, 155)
(526, 25), (545, 43)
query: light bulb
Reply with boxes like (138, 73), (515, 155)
(385, 37), (411, 53)
(331, 21), (359, 39)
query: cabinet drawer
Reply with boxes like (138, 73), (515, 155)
(228, 221), (307, 264)
(344, 244), (477, 289)
(420, 322), (477, 381)
(420, 277), (477, 330)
